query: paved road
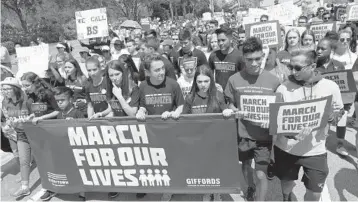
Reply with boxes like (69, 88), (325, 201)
(1, 126), (357, 201)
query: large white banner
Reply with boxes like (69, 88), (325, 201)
(16, 44), (49, 78)
(75, 8), (109, 40)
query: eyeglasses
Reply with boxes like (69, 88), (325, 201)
(288, 63), (312, 71)
(184, 67), (195, 73)
(340, 38), (351, 42)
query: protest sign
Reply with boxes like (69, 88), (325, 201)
(334, 6), (347, 21)
(202, 12), (212, 21)
(24, 115), (240, 194)
(310, 22), (336, 41)
(269, 96), (332, 135)
(75, 8), (108, 40)
(242, 16), (258, 26)
(245, 21), (282, 48)
(268, 1), (297, 25)
(178, 57), (198, 71)
(140, 18), (150, 31)
(15, 44), (49, 78)
(347, 4), (358, 21)
(238, 93), (279, 126)
(322, 70), (357, 93)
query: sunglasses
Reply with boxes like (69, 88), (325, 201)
(340, 38), (351, 42)
(288, 63), (312, 71)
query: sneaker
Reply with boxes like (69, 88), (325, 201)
(108, 192), (120, 198)
(161, 193), (173, 201)
(337, 146), (349, 156)
(267, 162), (275, 180)
(246, 187), (256, 201)
(10, 187), (31, 198)
(136, 193), (147, 198)
(213, 193), (222, 201)
(40, 190), (57, 201)
(202, 194), (213, 201)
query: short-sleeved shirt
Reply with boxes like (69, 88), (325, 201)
(109, 86), (140, 117)
(173, 48), (208, 75)
(56, 106), (85, 119)
(183, 91), (227, 114)
(65, 76), (87, 100)
(224, 70), (280, 141)
(28, 91), (60, 118)
(85, 76), (108, 113)
(209, 48), (245, 89)
(176, 76), (193, 99)
(139, 77), (184, 115)
(277, 50), (291, 66)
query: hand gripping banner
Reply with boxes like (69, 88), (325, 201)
(24, 114), (241, 194)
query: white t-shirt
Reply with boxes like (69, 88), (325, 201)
(177, 76), (193, 99)
(275, 78), (343, 156)
(331, 50), (357, 70)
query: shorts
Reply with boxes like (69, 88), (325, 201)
(274, 146), (328, 193)
(238, 138), (272, 174)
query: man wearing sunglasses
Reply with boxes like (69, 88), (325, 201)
(225, 37), (280, 201)
(274, 49), (344, 201)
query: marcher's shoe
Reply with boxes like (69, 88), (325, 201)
(213, 193), (222, 201)
(246, 187), (256, 201)
(202, 194), (212, 201)
(337, 146), (349, 156)
(40, 190), (57, 201)
(161, 193), (173, 201)
(267, 161), (275, 180)
(10, 187), (31, 198)
(136, 193), (147, 198)
(108, 192), (119, 198)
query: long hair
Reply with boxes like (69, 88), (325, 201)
(118, 54), (139, 85)
(301, 29), (316, 47)
(105, 60), (131, 100)
(285, 29), (301, 52)
(3, 85), (26, 111)
(21, 72), (53, 102)
(66, 58), (84, 81)
(188, 64), (219, 113)
(340, 25), (357, 53)
(207, 34), (217, 52)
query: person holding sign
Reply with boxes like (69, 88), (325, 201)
(209, 27), (245, 90)
(274, 49), (344, 201)
(224, 37), (281, 201)
(136, 53), (184, 201)
(172, 29), (208, 77)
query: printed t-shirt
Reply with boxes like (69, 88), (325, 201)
(209, 48), (244, 89)
(183, 91), (227, 114)
(138, 55), (177, 81)
(139, 77), (184, 115)
(85, 77), (108, 113)
(176, 76), (193, 99)
(28, 91), (60, 118)
(172, 48), (208, 75)
(57, 106), (85, 119)
(277, 50), (291, 66)
(224, 69), (280, 141)
(331, 51), (358, 70)
(109, 86), (140, 117)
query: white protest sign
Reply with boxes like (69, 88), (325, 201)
(245, 21), (282, 48)
(240, 94), (277, 124)
(268, 1), (296, 25)
(243, 16), (258, 26)
(202, 12), (212, 21)
(310, 22), (335, 41)
(16, 44), (49, 78)
(75, 8), (108, 40)
(347, 4), (358, 21)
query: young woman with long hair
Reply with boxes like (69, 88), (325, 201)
(301, 30), (316, 50)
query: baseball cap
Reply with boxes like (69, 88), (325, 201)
(0, 77), (21, 89)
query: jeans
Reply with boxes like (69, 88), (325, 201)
(9, 139), (31, 183)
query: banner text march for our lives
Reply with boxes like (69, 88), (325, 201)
(245, 21), (282, 48)
(75, 8), (109, 40)
(24, 115), (240, 194)
(269, 96), (332, 135)
(323, 70), (357, 103)
(310, 22), (336, 41)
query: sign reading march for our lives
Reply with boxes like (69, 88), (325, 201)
(245, 21), (282, 48)
(269, 96), (332, 135)
(15, 44), (49, 78)
(23, 115), (240, 194)
(239, 93), (279, 126)
(322, 70), (357, 93)
(75, 8), (108, 40)
(310, 22), (336, 41)
(347, 4), (358, 21)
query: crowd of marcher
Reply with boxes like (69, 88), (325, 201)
(1, 5), (358, 202)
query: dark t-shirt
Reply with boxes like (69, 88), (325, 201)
(85, 77), (108, 113)
(209, 48), (245, 89)
(139, 77), (184, 115)
(183, 91), (227, 114)
(224, 70), (280, 141)
(28, 91), (60, 118)
(173, 48), (208, 75)
(109, 86), (140, 117)
(277, 50), (291, 66)
(138, 55), (177, 81)
(56, 107), (85, 119)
